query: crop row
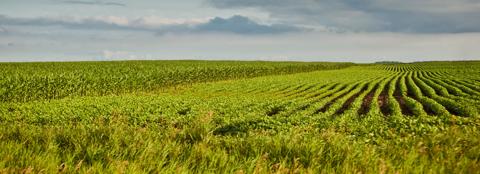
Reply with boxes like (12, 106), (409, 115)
(0, 61), (353, 102)
(1, 62), (479, 123)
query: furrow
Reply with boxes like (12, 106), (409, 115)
(334, 85), (368, 115)
(358, 84), (378, 115)
(314, 83), (361, 114)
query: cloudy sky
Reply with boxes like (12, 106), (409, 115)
(1, 0), (479, 62)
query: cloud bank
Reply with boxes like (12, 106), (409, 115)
(0, 14), (303, 35)
(207, 0), (480, 33)
(160, 15), (303, 35)
(1, 1), (479, 62)
(62, 0), (126, 7)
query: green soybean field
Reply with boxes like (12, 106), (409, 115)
(1, 60), (479, 173)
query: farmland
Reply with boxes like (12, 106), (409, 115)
(0, 60), (479, 173)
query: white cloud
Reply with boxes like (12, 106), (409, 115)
(131, 16), (208, 27)
(102, 50), (128, 60)
(87, 15), (209, 28)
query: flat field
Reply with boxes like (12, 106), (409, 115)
(1, 60), (479, 173)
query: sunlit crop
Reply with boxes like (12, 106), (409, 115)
(0, 60), (479, 173)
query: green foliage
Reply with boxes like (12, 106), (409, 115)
(0, 61), (480, 173)
(0, 60), (353, 102)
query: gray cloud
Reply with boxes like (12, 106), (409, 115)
(159, 15), (303, 35)
(0, 14), (145, 32)
(63, 0), (126, 7)
(0, 14), (303, 35)
(207, 0), (480, 33)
